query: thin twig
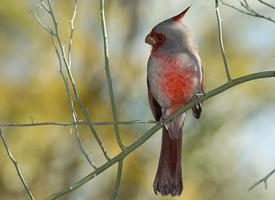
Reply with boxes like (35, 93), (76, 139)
(219, 0), (252, 15)
(47, 1), (96, 169)
(45, 70), (275, 200)
(219, 0), (275, 24)
(258, 0), (275, 10)
(68, 0), (77, 67)
(215, 0), (232, 81)
(240, 1), (257, 15)
(65, 78), (97, 169)
(249, 169), (275, 191)
(35, 0), (111, 160)
(99, 0), (124, 150)
(0, 120), (156, 128)
(111, 160), (124, 200)
(32, 10), (54, 35)
(40, 0), (51, 13)
(49, 0), (110, 160)
(58, 53), (97, 169)
(0, 129), (36, 200)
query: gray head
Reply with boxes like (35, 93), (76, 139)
(145, 6), (197, 54)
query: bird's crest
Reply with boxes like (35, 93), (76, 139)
(172, 6), (191, 21)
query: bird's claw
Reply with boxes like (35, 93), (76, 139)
(158, 116), (170, 130)
(193, 93), (203, 106)
(191, 93), (203, 119)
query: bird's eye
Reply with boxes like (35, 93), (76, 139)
(156, 34), (162, 40)
(155, 33), (165, 42)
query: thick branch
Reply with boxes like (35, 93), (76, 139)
(0, 120), (156, 128)
(45, 70), (275, 200)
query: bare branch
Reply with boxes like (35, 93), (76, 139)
(0, 120), (156, 128)
(0, 129), (36, 200)
(48, 2), (96, 169)
(215, 0), (232, 81)
(258, 0), (275, 10)
(65, 77), (97, 169)
(50, 0), (111, 160)
(40, 0), (51, 13)
(32, 10), (54, 35)
(219, 0), (275, 24)
(99, 0), (124, 150)
(34, 0), (111, 160)
(111, 160), (124, 200)
(45, 70), (275, 200)
(68, 0), (77, 67)
(249, 169), (275, 191)
(58, 48), (97, 169)
(219, 0), (252, 15)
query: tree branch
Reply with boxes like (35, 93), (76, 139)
(45, 70), (275, 200)
(34, 0), (111, 160)
(99, 0), (124, 150)
(249, 169), (275, 191)
(61, 66), (97, 169)
(219, 0), (275, 24)
(258, 0), (275, 10)
(215, 0), (232, 81)
(0, 129), (36, 200)
(111, 160), (124, 200)
(35, 0), (96, 169)
(0, 120), (156, 128)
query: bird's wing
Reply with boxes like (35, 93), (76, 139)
(147, 79), (162, 121)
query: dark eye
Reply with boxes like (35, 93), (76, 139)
(156, 34), (164, 41)
(155, 33), (165, 41)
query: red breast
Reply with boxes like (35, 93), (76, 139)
(152, 52), (197, 109)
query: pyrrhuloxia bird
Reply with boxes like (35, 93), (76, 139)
(145, 6), (204, 196)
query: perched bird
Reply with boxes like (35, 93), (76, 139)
(145, 6), (204, 196)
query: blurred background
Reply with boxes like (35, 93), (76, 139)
(0, 0), (275, 199)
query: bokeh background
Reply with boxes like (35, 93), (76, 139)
(0, 0), (275, 199)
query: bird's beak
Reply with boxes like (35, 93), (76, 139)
(145, 34), (156, 46)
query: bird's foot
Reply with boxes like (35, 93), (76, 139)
(191, 93), (203, 119)
(158, 115), (170, 130)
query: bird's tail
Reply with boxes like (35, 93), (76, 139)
(153, 113), (185, 196)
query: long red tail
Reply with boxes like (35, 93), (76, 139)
(153, 114), (184, 196)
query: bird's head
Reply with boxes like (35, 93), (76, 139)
(145, 6), (195, 53)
